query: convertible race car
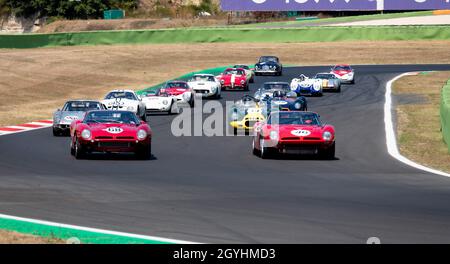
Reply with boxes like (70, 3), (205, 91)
(229, 95), (267, 133)
(161, 81), (195, 107)
(331, 64), (355, 84)
(290, 74), (323, 96)
(233, 64), (255, 83)
(101, 90), (146, 120)
(314, 73), (342, 92)
(187, 74), (221, 99)
(70, 110), (152, 159)
(254, 56), (283, 76)
(254, 82), (291, 100)
(53, 100), (106, 136)
(141, 89), (179, 115)
(270, 91), (308, 112)
(252, 111), (335, 159)
(217, 68), (249, 91)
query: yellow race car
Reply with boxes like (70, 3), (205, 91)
(229, 95), (267, 133)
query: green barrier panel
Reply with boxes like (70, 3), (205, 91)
(440, 83), (450, 152)
(1, 26), (450, 49)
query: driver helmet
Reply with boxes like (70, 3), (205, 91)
(272, 90), (286, 98)
(286, 91), (297, 98)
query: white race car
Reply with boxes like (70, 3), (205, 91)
(331, 64), (355, 84)
(290, 74), (323, 96)
(188, 74), (221, 99)
(101, 89), (146, 119)
(141, 89), (179, 115)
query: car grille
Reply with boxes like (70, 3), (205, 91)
(116, 136), (134, 140)
(98, 142), (131, 148)
(281, 145), (318, 155)
(95, 136), (113, 139)
(195, 90), (208, 94)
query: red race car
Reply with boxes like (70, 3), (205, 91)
(330, 64), (355, 84)
(160, 80), (194, 107)
(217, 68), (249, 91)
(70, 110), (152, 159)
(252, 111), (335, 159)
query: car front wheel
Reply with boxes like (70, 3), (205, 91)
(74, 138), (86, 160)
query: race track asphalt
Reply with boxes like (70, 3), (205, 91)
(1, 65), (450, 243)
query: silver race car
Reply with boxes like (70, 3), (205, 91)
(53, 100), (105, 136)
(254, 82), (291, 100)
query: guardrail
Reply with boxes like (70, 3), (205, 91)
(1, 26), (450, 49)
(440, 78), (450, 152)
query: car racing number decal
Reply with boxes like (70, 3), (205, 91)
(64, 116), (79, 121)
(103, 127), (124, 134)
(291, 129), (311, 137)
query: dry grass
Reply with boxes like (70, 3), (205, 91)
(1, 41), (450, 127)
(394, 71), (450, 173)
(0, 230), (62, 244)
(38, 18), (228, 33)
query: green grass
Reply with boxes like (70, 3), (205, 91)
(232, 11), (434, 28)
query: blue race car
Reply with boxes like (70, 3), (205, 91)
(290, 74), (323, 97)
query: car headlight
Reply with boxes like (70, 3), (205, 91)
(127, 106), (135, 111)
(211, 86), (217, 93)
(269, 130), (279, 140)
(162, 100), (168, 105)
(221, 79), (225, 84)
(137, 129), (147, 140)
(81, 129), (91, 140)
(241, 80), (245, 85)
(294, 102), (301, 109)
(323, 131), (332, 141)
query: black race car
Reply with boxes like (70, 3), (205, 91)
(254, 56), (283, 76)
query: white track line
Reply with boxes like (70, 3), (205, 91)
(0, 213), (198, 244)
(385, 73), (450, 178)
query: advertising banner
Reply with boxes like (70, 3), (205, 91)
(221, 0), (450, 11)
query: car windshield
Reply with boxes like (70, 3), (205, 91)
(268, 112), (321, 126)
(192, 75), (215, 82)
(63, 101), (103, 111)
(315, 74), (335, 79)
(234, 65), (249, 70)
(224, 69), (244, 75)
(259, 57), (278, 63)
(263, 83), (290, 91)
(165, 82), (189, 89)
(84, 111), (140, 125)
(105, 92), (137, 100)
(334, 66), (351, 71)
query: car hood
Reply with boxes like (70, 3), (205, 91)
(256, 61), (279, 66)
(266, 125), (324, 138)
(102, 98), (137, 106)
(333, 70), (352, 76)
(55, 111), (85, 124)
(162, 88), (189, 96)
(87, 123), (140, 136)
